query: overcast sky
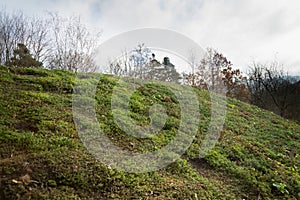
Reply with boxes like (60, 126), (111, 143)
(2, 0), (300, 75)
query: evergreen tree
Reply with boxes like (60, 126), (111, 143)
(146, 56), (181, 83)
(6, 43), (42, 68)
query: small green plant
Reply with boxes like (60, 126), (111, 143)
(272, 182), (289, 195)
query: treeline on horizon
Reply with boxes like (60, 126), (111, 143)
(1, 8), (299, 123)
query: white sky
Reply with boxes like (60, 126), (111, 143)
(2, 0), (300, 75)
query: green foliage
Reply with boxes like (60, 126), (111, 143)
(0, 65), (299, 199)
(6, 43), (42, 68)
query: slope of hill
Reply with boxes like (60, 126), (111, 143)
(0, 65), (299, 199)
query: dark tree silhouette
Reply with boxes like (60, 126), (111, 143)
(247, 61), (298, 118)
(6, 43), (42, 68)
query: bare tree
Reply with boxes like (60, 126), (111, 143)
(129, 43), (152, 78)
(0, 9), (50, 66)
(184, 48), (249, 101)
(247, 62), (266, 107)
(109, 48), (137, 77)
(109, 43), (152, 78)
(0, 9), (27, 64)
(0, 10), (101, 71)
(47, 13), (101, 72)
(183, 50), (200, 86)
(247, 61), (297, 117)
(184, 48), (231, 92)
(25, 17), (51, 64)
(108, 44), (182, 83)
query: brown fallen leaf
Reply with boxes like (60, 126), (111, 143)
(20, 174), (31, 185)
(26, 168), (33, 174)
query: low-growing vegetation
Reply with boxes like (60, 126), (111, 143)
(0, 65), (299, 199)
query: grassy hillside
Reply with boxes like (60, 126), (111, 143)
(0, 65), (299, 199)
